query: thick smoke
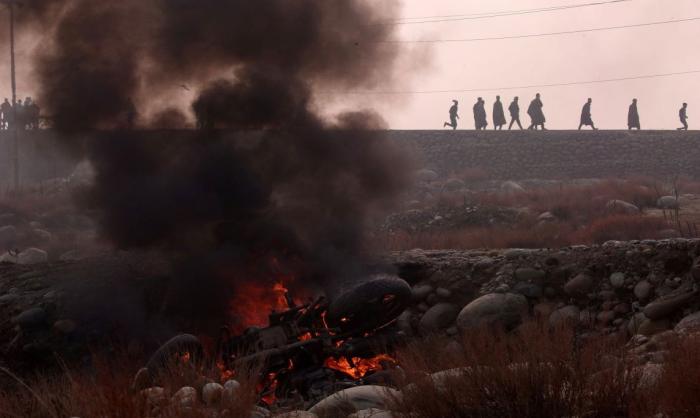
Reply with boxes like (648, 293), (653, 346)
(22, 0), (409, 334)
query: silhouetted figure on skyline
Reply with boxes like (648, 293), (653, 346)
(493, 96), (506, 130)
(578, 98), (597, 130)
(508, 96), (522, 130)
(678, 103), (688, 131)
(443, 99), (459, 130)
(527, 93), (546, 130)
(1, 98), (10, 130)
(474, 97), (488, 130)
(628, 99), (640, 130)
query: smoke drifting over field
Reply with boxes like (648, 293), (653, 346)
(16, 1), (410, 330)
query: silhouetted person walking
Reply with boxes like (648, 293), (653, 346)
(628, 99), (640, 130)
(527, 93), (546, 130)
(474, 97), (488, 130)
(678, 103), (688, 131)
(493, 96), (506, 130)
(443, 99), (459, 130)
(508, 97), (522, 130)
(578, 98), (597, 130)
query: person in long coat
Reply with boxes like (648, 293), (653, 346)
(474, 98), (488, 130)
(508, 96), (523, 130)
(527, 93), (546, 130)
(628, 98), (640, 130)
(492, 96), (506, 130)
(578, 98), (597, 130)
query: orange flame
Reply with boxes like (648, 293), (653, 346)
(324, 354), (396, 379)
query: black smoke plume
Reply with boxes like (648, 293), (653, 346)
(23, 0), (410, 335)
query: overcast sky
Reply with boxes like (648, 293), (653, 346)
(330, 0), (700, 130)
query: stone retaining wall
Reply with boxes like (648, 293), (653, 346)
(388, 130), (700, 180)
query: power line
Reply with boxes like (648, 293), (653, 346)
(320, 70), (700, 95)
(380, 16), (700, 43)
(377, 0), (633, 25)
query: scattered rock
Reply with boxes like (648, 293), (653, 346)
(141, 387), (167, 406)
(444, 178), (465, 191)
(564, 273), (593, 296)
(456, 293), (528, 331)
(32, 229), (52, 242)
(657, 196), (679, 209)
(537, 212), (556, 223)
(349, 409), (394, 418)
(436, 287), (451, 298)
(637, 318), (671, 336)
(643, 290), (696, 320)
(514, 268), (545, 282)
(634, 281), (652, 301)
(273, 412), (317, 418)
(308, 385), (400, 416)
(202, 382), (224, 406)
(12, 307), (47, 329)
(512, 282), (543, 299)
(53, 319), (77, 335)
(415, 169), (438, 182)
(419, 303), (459, 335)
(171, 386), (197, 408)
(501, 181), (525, 193)
(411, 285), (433, 301)
(674, 311), (700, 334)
(609, 272), (625, 288)
(223, 379), (241, 404)
(549, 305), (580, 327)
(605, 200), (640, 214)
(18, 248), (48, 265)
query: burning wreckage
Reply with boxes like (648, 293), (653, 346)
(137, 275), (412, 407)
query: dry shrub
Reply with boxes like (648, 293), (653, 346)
(390, 323), (652, 418)
(0, 352), (257, 418)
(657, 334), (700, 417)
(571, 215), (666, 244)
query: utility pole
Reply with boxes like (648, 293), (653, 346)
(1, 0), (19, 191)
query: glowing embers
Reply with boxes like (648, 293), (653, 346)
(324, 354), (396, 380)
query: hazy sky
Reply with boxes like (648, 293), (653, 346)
(3, 0), (699, 130)
(334, 0), (700, 130)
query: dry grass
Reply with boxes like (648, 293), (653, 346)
(389, 323), (653, 418)
(379, 178), (692, 251)
(0, 353), (257, 418)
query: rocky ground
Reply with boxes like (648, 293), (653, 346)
(3, 239), (700, 416)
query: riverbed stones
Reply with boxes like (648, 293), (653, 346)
(564, 273), (593, 296)
(643, 290), (696, 320)
(609, 272), (625, 288)
(308, 386), (399, 416)
(419, 303), (459, 335)
(634, 281), (652, 301)
(456, 293), (528, 331)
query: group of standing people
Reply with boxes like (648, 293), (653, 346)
(444, 95), (690, 131)
(0, 97), (40, 130)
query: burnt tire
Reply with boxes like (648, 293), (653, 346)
(145, 334), (204, 380)
(327, 275), (411, 333)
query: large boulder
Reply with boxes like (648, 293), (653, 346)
(674, 311), (700, 334)
(657, 196), (679, 210)
(18, 248), (48, 265)
(605, 200), (640, 214)
(549, 305), (580, 328)
(564, 273), (593, 297)
(308, 386), (399, 416)
(643, 289), (696, 320)
(415, 169), (438, 183)
(456, 293), (528, 331)
(419, 303), (459, 335)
